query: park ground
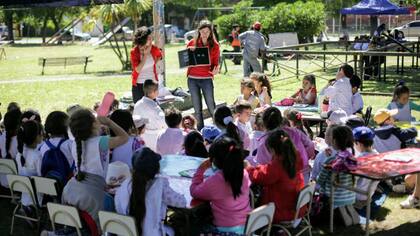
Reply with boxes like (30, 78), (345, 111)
(0, 40), (419, 235)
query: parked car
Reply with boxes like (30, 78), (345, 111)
(61, 29), (91, 41)
(394, 20), (420, 37)
(184, 30), (197, 42)
(0, 25), (8, 39)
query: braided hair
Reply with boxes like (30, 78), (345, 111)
(17, 120), (43, 167)
(2, 109), (22, 159)
(69, 109), (95, 181)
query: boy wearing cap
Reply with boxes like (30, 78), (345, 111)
(156, 108), (185, 155)
(239, 21), (269, 77)
(353, 126), (379, 204)
(373, 109), (417, 153)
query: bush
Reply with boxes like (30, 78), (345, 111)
(215, 0), (325, 43)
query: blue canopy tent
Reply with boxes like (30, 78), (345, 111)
(341, 0), (411, 15)
(340, 0), (412, 35)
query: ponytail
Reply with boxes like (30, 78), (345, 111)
(214, 106), (242, 145)
(226, 121), (242, 146)
(5, 131), (13, 159)
(75, 139), (86, 181)
(266, 129), (298, 179)
(262, 107), (282, 131)
(3, 109), (22, 159)
(210, 137), (244, 199)
(17, 127), (25, 166)
(16, 120), (43, 167)
(129, 171), (148, 234)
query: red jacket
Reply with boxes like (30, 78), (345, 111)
(130, 45), (162, 86)
(186, 38), (220, 79)
(246, 154), (306, 223)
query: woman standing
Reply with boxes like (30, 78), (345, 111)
(130, 27), (163, 103)
(186, 20), (220, 130)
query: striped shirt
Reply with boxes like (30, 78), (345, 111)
(317, 156), (355, 208)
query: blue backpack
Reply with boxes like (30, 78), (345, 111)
(41, 139), (73, 185)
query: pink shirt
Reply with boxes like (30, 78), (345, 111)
(190, 167), (251, 227)
(254, 126), (315, 170)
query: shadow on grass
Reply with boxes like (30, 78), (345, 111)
(372, 220), (420, 235)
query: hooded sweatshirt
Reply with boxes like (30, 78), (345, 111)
(373, 125), (417, 153)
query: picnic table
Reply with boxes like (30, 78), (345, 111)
(274, 105), (327, 133)
(329, 148), (420, 236)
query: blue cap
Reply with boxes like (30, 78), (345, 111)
(352, 126), (375, 141)
(200, 126), (222, 143)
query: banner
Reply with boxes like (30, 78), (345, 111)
(0, 0), (123, 7)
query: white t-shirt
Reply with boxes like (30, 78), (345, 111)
(352, 92), (364, 114)
(111, 136), (144, 169)
(16, 146), (43, 206)
(136, 54), (155, 84)
(322, 77), (353, 115)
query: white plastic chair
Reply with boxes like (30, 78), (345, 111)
(272, 183), (316, 236)
(47, 202), (83, 236)
(98, 211), (139, 236)
(0, 159), (18, 199)
(7, 174), (40, 235)
(244, 202), (275, 236)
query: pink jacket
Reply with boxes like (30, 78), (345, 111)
(190, 167), (251, 227)
(254, 126), (315, 170)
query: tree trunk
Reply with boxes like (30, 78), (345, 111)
(5, 11), (14, 42)
(42, 16), (48, 44)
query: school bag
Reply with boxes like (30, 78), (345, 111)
(41, 139), (73, 186)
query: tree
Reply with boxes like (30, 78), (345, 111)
(88, 0), (152, 70)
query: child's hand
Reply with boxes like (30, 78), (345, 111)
(244, 160), (251, 168)
(199, 159), (212, 170)
(188, 46), (196, 51)
(212, 65), (219, 75)
(97, 116), (111, 126)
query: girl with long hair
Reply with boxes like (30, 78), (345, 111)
(250, 72), (272, 106)
(246, 129), (305, 223)
(186, 20), (220, 130)
(190, 137), (251, 234)
(114, 147), (187, 236)
(61, 108), (128, 226)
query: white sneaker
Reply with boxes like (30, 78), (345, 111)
(392, 184), (406, 193)
(400, 195), (420, 209)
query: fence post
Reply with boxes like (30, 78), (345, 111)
(296, 49), (299, 79)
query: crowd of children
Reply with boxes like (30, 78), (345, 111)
(0, 63), (419, 235)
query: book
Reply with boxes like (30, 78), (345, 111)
(178, 47), (210, 68)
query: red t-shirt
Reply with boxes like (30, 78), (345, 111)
(247, 154), (306, 223)
(130, 45), (162, 86)
(186, 38), (220, 79)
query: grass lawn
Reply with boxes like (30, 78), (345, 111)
(0, 40), (419, 235)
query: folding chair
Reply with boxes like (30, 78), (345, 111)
(0, 159), (18, 199)
(364, 106), (372, 126)
(99, 211), (139, 236)
(32, 176), (59, 205)
(272, 183), (316, 236)
(7, 174), (40, 235)
(244, 202), (275, 236)
(47, 202), (83, 236)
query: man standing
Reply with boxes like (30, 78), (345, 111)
(239, 21), (268, 77)
(231, 24), (241, 65)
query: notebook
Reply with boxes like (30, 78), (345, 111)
(178, 47), (210, 68)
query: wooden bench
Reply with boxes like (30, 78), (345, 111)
(38, 56), (92, 75)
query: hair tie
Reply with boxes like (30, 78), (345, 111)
(228, 145), (235, 152)
(223, 116), (233, 125)
(22, 115), (36, 123)
(296, 112), (303, 120)
(397, 80), (405, 87)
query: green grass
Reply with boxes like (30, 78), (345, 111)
(0, 40), (419, 235)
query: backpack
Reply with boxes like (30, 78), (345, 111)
(41, 139), (73, 186)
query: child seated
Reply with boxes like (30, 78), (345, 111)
(110, 110), (144, 168)
(115, 147), (187, 236)
(250, 72), (272, 106)
(181, 115), (197, 134)
(63, 109), (128, 226)
(350, 75), (364, 114)
(246, 129), (305, 224)
(249, 112), (265, 156)
(234, 102), (253, 151)
(133, 80), (167, 151)
(317, 125), (358, 226)
(183, 131), (208, 158)
(201, 126), (222, 150)
(156, 108), (184, 155)
(352, 126), (379, 204)
(190, 137), (251, 235)
(16, 119), (44, 207)
(284, 108), (311, 138)
(373, 109), (417, 153)
(214, 106), (250, 151)
(387, 81), (420, 122)
(290, 74), (317, 105)
(233, 79), (260, 110)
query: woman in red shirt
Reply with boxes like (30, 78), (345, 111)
(246, 128), (306, 223)
(130, 27), (162, 103)
(187, 20), (220, 130)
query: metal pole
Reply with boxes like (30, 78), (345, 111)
(323, 43), (326, 72)
(153, 0), (166, 86)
